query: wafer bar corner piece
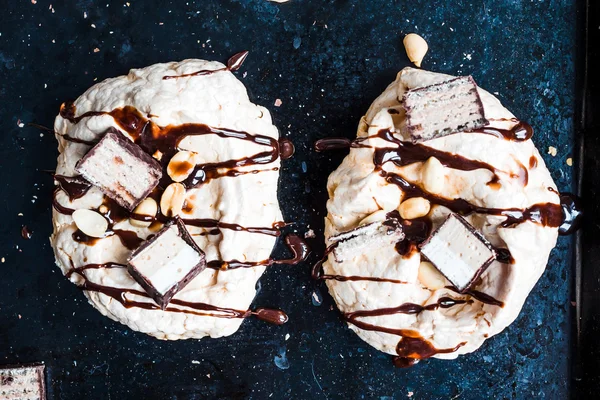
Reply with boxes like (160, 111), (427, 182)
(403, 76), (488, 143)
(420, 213), (495, 292)
(75, 128), (162, 211)
(330, 216), (405, 263)
(127, 217), (207, 309)
(0, 363), (46, 400)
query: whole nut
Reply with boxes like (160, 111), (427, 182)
(359, 210), (388, 226)
(153, 150), (163, 161)
(418, 261), (446, 290)
(421, 157), (445, 194)
(161, 182), (186, 217)
(130, 198), (158, 228)
(398, 197), (431, 220)
(167, 151), (198, 182)
(73, 209), (108, 238)
(403, 33), (428, 68)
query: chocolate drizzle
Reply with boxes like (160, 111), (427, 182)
(445, 286), (505, 307)
(311, 243), (409, 284)
(342, 310), (467, 364)
(382, 171), (563, 229)
(21, 226), (32, 240)
(206, 234), (308, 270)
(314, 137), (369, 152)
(68, 268), (287, 325)
(558, 193), (583, 235)
(54, 175), (92, 200)
(183, 219), (284, 237)
(72, 228), (143, 251)
(475, 121), (533, 142)
(373, 129), (499, 178)
(394, 338), (466, 367)
(279, 138), (295, 160)
(344, 297), (472, 319)
(162, 51), (249, 80)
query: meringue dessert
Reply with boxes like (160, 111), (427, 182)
(51, 53), (306, 340)
(314, 67), (579, 366)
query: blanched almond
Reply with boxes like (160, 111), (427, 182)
(403, 33), (428, 68)
(418, 261), (446, 290)
(421, 157), (445, 194)
(160, 183), (186, 217)
(167, 151), (198, 182)
(130, 198), (158, 228)
(73, 209), (108, 238)
(398, 197), (431, 220)
(359, 210), (388, 226)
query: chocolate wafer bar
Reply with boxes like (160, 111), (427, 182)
(75, 128), (162, 211)
(420, 213), (495, 292)
(330, 217), (405, 262)
(0, 363), (45, 400)
(403, 76), (488, 143)
(127, 217), (206, 309)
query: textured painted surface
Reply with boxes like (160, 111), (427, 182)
(0, 0), (578, 398)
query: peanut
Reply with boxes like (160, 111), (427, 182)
(403, 33), (428, 68)
(418, 261), (446, 290)
(421, 157), (445, 194)
(72, 209), (108, 238)
(167, 151), (198, 182)
(398, 197), (431, 219)
(130, 198), (158, 228)
(160, 183), (186, 217)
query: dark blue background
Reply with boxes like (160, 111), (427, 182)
(0, 0), (579, 398)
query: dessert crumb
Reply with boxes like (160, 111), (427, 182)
(191, 360), (200, 364)
(93, 47), (100, 53)
(17, 119), (24, 128)
(566, 157), (573, 166)
(285, 333), (290, 341)
(274, 99), (282, 107)
(548, 146), (557, 156)
(407, 391), (414, 398)
(1, 257), (5, 263)
(304, 229), (315, 239)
